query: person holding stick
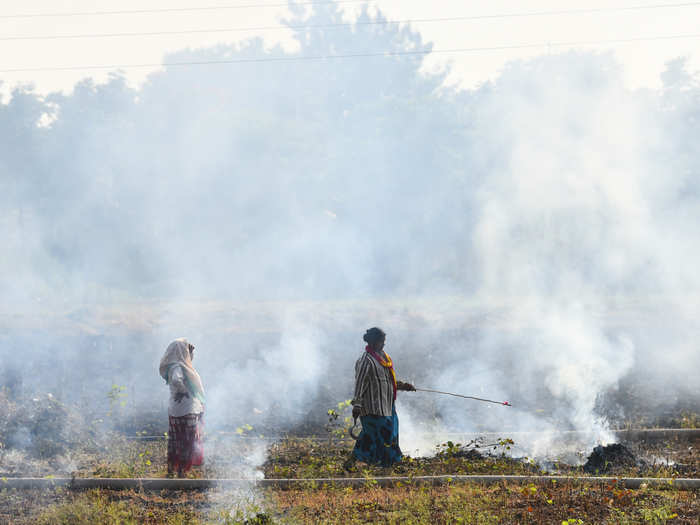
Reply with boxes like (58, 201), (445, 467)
(159, 338), (205, 478)
(347, 327), (415, 468)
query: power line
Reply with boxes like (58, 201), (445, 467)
(2, 32), (700, 74)
(2, 0), (700, 20)
(0, 16), (515, 42)
(4, 2), (700, 42)
(0, 0), (372, 19)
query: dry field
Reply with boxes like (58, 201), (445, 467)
(1, 386), (698, 523)
(1, 434), (698, 524)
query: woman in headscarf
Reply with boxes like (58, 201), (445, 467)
(348, 327), (415, 468)
(159, 338), (205, 478)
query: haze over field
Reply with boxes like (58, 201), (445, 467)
(1, 3), (699, 457)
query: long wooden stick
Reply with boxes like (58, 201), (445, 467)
(415, 388), (511, 406)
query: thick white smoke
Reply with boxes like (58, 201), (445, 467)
(403, 51), (700, 455)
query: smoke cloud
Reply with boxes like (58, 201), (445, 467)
(1, 4), (699, 460)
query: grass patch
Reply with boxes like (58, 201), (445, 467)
(263, 437), (699, 480)
(2, 482), (697, 524)
(263, 438), (540, 479)
(271, 481), (699, 524)
(2, 488), (268, 525)
(3, 433), (697, 480)
(1, 434), (265, 480)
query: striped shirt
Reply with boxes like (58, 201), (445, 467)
(352, 351), (395, 417)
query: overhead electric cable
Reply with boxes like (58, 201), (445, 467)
(0, 0), (373, 18)
(2, 0), (700, 19)
(5, 2), (700, 42)
(2, 32), (700, 74)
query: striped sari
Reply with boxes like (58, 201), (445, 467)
(352, 349), (403, 466)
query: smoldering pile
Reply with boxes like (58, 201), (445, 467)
(583, 443), (637, 474)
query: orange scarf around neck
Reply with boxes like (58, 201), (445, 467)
(366, 345), (397, 401)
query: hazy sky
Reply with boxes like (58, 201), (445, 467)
(2, 0), (699, 97)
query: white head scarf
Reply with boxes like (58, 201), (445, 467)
(159, 338), (205, 403)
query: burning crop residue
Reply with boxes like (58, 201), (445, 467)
(583, 443), (638, 474)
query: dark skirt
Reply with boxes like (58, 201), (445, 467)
(168, 413), (204, 474)
(352, 405), (402, 467)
